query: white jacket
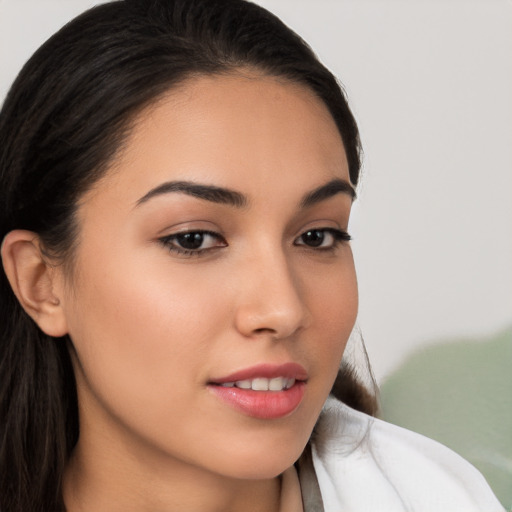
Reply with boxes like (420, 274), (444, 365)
(298, 397), (505, 512)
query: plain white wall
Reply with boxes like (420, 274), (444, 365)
(1, 0), (511, 382)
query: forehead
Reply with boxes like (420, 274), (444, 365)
(86, 72), (349, 208)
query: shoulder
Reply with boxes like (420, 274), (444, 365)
(310, 397), (505, 512)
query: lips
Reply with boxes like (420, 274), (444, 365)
(208, 363), (308, 419)
(209, 362), (309, 385)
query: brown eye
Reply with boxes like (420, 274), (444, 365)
(176, 232), (206, 250)
(295, 228), (351, 249)
(300, 230), (326, 247)
(159, 230), (227, 256)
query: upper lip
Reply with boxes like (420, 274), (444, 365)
(209, 362), (308, 384)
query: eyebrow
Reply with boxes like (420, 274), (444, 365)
(136, 181), (247, 208)
(135, 177), (355, 209)
(300, 178), (356, 207)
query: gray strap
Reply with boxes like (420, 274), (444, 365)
(297, 443), (325, 512)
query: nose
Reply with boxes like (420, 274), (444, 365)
(233, 249), (310, 340)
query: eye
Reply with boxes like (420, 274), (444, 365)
(294, 228), (351, 249)
(159, 230), (227, 256)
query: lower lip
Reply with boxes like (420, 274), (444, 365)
(208, 382), (306, 419)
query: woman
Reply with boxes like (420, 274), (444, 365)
(0, 0), (504, 511)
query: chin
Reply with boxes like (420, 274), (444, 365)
(209, 430), (310, 480)
(221, 457), (300, 481)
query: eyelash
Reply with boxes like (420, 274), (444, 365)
(158, 228), (351, 258)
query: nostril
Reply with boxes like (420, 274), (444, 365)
(253, 327), (277, 335)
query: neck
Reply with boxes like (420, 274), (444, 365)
(63, 429), (282, 512)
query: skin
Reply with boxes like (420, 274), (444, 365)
(28, 73), (358, 511)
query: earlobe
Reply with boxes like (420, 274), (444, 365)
(1, 230), (68, 337)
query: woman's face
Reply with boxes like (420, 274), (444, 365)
(59, 73), (358, 480)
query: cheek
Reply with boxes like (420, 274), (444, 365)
(63, 250), (232, 421)
(296, 251), (358, 400)
(306, 252), (358, 337)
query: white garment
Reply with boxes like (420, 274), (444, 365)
(308, 397), (505, 512)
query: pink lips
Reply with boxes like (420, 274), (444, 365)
(208, 363), (308, 419)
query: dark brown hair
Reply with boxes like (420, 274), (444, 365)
(0, 0), (373, 510)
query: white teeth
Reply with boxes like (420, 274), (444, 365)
(220, 377), (297, 391)
(252, 378), (269, 391)
(269, 377), (285, 391)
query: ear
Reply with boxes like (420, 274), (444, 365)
(1, 230), (68, 337)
